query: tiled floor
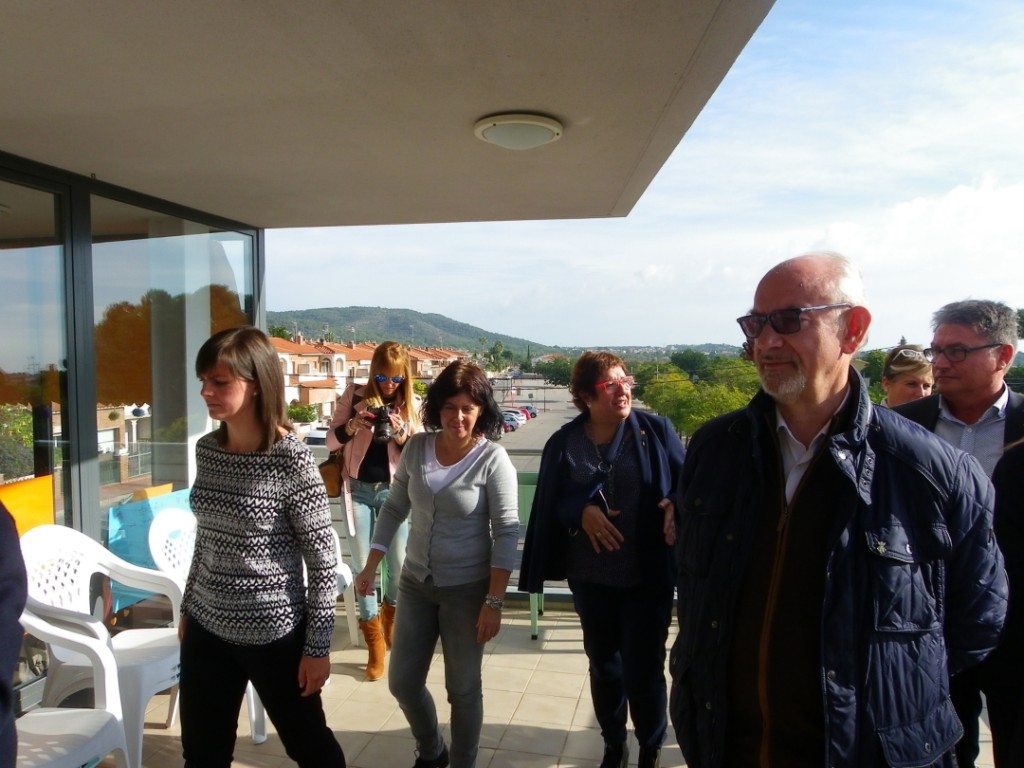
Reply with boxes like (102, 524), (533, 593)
(120, 601), (687, 767)
(123, 597), (998, 767)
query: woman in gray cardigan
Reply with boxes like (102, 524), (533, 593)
(355, 361), (519, 768)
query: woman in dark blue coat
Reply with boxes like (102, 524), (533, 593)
(519, 351), (684, 768)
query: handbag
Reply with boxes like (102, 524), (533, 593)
(318, 449), (344, 498)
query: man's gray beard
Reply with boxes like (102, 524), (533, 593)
(759, 371), (807, 404)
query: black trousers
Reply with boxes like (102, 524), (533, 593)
(179, 618), (345, 768)
(569, 579), (674, 750)
(951, 661), (1024, 768)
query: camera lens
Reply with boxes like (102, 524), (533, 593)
(371, 406), (393, 443)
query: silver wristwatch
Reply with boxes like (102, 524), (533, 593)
(484, 594), (504, 610)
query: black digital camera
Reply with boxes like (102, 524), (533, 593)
(366, 405), (394, 443)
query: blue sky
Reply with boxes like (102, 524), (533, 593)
(265, 1), (1024, 353)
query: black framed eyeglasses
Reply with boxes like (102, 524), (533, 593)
(374, 374), (405, 383)
(736, 303), (852, 339)
(923, 343), (1001, 363)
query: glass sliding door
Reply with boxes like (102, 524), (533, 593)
(90, 196), (253, 608)
(0, 179), (69, 531)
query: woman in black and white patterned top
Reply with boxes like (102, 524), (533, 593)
(179, 326), (346, 767)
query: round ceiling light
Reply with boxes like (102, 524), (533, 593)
(474, 113), (563, 150)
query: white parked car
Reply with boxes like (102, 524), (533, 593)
(502, 409), (527, 426)
(304, 427), (330, 462)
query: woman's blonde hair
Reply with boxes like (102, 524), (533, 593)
(882, 344), (932, 382)
(364, 341), (421, 430)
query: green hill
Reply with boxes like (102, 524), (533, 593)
(265, 306), (556, 359)
(265, 306), (745, 362)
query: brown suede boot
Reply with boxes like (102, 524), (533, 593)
(380, 601), (396, 650)
(360, 616), (386, 681)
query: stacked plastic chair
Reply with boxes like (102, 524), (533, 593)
(16, 598), (130, 767)
(19, 525), (182, 768)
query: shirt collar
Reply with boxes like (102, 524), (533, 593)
(775, 386), (852, 452)
(938, 384), (1009, 424)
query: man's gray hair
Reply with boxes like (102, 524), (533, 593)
(823, 252), (867, 307)
(933, 300), (1018, 349)
(783, 252), (870, 350)
(792, 251), (869, 308)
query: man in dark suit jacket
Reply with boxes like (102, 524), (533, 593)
(895, 299), (1022, 768)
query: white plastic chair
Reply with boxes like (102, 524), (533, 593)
(328, 528), (361, 650)
(19, 525), (182, 768)
(146, 506), (267, 744)
(16, 599), (130, 768)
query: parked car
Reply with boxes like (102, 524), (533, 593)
(521, 403), (538, 418)
(501, 412), (520, 431)
(517, 406), (533, 420)
(502, 409), (527, 426)
(304, 427), (329, 446)
(304, 427), (330, 462)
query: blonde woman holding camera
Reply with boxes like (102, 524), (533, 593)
(327, 341), (421, 679)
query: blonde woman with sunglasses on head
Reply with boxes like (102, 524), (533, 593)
(880, 343), (934, 407)
(327, 341), (421, 680)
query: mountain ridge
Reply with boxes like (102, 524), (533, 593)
(265, 306), (742, 360)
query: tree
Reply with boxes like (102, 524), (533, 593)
(533, 357), (572, 387)
(1018, 308), (1024, 339)
(857, 349), (887, 386)
(0, 404), (33, 481)
(637, 354), (760, 438)
(629, 361), (681, 402)
(642, 378), (750, 438)
(288, 403), (319, 423)
(488, 341), (505, 365)
(268, 325), (291, 339)
(702, 357), (760, 393)
(670, 350), (710, 381)
(1007, 365), (1024, 392)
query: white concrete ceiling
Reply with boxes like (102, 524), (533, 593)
(1, 1), (774, 229)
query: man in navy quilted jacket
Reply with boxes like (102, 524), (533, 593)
(669, 252), (1007, 767)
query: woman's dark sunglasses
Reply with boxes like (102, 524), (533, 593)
(374, 374), (405, 383)
(736, 303), (851, 339)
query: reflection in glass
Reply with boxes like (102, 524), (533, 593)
(0, 179), (67, 522)
(91, 196), (252, 526)
(91, 196), (253, 629)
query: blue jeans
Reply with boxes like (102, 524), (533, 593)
(568, 579), (673, 749)
(388, 573), (488, 768)
(348, 478), (408, 621)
